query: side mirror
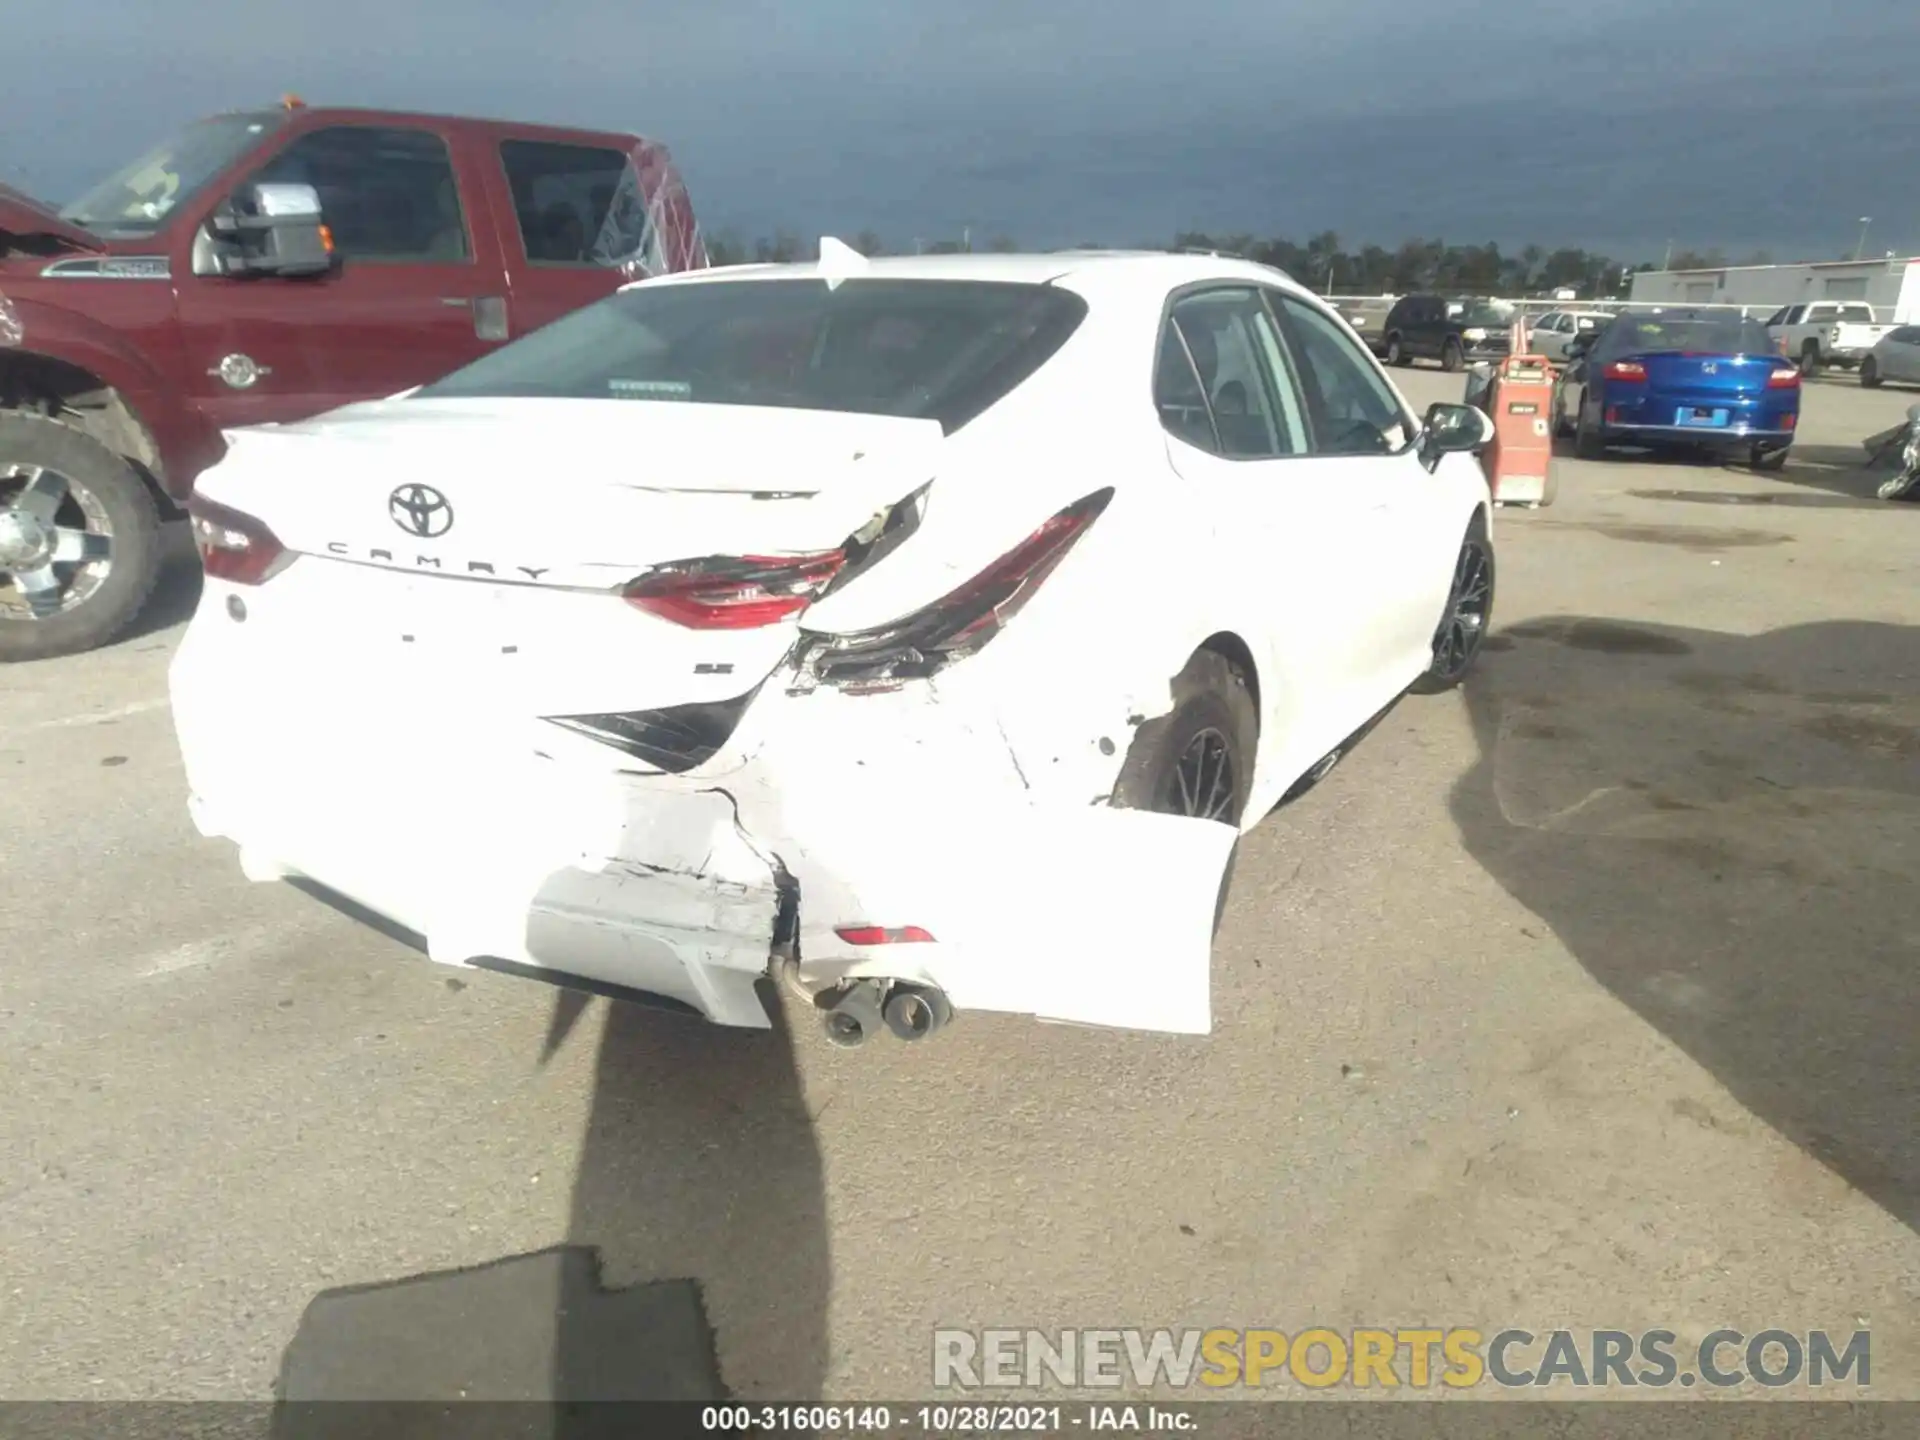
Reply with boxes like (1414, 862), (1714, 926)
(1421, 402), (1493, 469)
(191, 182), (335, 278)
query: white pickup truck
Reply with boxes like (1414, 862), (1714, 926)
(1765, 301), (1896, 376)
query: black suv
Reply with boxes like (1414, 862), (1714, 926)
(1380, 295), (1517, 371)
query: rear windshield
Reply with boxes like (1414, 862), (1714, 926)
(1449, 298), (1516, 327)
(1602, 316), (1775, 356)
(417, 277), (1088, 430)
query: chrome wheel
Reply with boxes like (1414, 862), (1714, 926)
(1434, 538), (1492, 678)
(0, 464), (115, 621)
(1171, 727), (1236, 821)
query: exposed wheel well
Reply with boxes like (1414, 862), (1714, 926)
(1196, 631), (1260, 728)
(0, 352), (177, 517)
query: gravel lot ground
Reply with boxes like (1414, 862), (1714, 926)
(2, 368), (1916, 1404)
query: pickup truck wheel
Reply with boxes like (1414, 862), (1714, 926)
(1440, 339), (1465, 373)
(0, 414), (161, 662)
(1860, 357), (1882, 388)
(1798, 342), (1823, 378)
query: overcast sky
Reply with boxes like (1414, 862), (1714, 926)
(9, 0), (1918, 263)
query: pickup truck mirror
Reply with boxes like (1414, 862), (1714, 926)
(191, 182), (335, 279)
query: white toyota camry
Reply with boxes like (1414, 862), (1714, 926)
(170, 243), (1497, 1047)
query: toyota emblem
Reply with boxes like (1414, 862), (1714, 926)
(389, 484), (453, 538)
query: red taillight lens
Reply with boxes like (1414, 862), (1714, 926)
(1604, 360), (1647, 382)
(802, 487), (1113, 689)
(834, 925), (936, 945)
(187, 494), (291, 585)
(1767, 367), (1801, 390)
(623, 549), (847, 629)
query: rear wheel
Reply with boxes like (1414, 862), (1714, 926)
(1749, 444), (1789, 473)
(1574, 402), (1605, 459)
(1798, 342), (1823, 378)
(1112, 649), (1257, 933)
(0, 413), (162, 662)
(1861, 357), (1882, 388)
(1411, 519), (1496, 694)
(1441, 339), (1465, 373)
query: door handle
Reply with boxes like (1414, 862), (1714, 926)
(439, 296), (471, 308)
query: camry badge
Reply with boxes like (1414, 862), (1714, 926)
(389, 483), (453, 538)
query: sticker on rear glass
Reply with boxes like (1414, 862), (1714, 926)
(609, 378), (693, 400)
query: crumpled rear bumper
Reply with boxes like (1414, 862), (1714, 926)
(172, 629), (1235, 1037)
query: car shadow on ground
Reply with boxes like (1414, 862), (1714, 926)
(1451, 615), (1919, 1233)
(268, 925), (828, 1434)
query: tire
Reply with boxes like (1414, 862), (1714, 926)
(0, 413), (162, 662)
(1111, 648), (1258, 935)
(1861, 357), (1882, 388)
(1385, 334), (1407, 367)
(1749, 444), (1789, 472)
(1411, 517), (1496, 694)
(1798, 342), (1823, 379)
(1574, 402), (1605, 460)
(1551, 391), (1573, 438)
(1440, 339), (1464, 373)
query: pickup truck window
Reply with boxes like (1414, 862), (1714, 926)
(499, 140), (636, 267)
(249, 125), (469, 263)
(60, 112), (286, 236)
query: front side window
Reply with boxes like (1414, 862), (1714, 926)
(1271, 293), (1416, 457)
(249, 126), (468, 262)
(61, 112), (287, 236)
(417, 277), (1086, 432)
(499, 139), (640, 267)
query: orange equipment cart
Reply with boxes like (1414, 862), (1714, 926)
(1466, 317), (1560, 507)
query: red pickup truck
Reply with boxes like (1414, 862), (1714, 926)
(0, 99), (707, 660)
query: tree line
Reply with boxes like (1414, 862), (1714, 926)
(702, 229), (1789, 299)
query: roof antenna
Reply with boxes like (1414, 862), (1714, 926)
(817, 236), (869, 291)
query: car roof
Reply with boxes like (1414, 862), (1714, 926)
(633, 246), (1318, 303)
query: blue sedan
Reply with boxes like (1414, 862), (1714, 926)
(1552, 312), (1801, 470)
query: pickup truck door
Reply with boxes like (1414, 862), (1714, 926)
(474, 136), (640, 340)
(172, 120), (513, 430)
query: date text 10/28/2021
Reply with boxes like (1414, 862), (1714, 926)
(701, 1404), (1196, 1432)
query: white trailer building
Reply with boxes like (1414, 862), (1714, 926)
(1630, 256), (1920, 321)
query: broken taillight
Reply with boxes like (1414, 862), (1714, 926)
(799, 487), (1114, 689)
(623, 550), (847, 629)
(187, 494), (292, 585)
(834, 925), (936, 945)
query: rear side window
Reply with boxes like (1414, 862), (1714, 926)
(416, 278), (1087, 432)
(1154, 289), (1309, 458)
(250, 125), (467, 262)
(499, 139), (636, 267)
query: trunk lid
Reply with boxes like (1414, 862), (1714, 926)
(200, 397), (946, 728)
(0, 183), (104, 253)
(1640, 352), (1784, 402)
